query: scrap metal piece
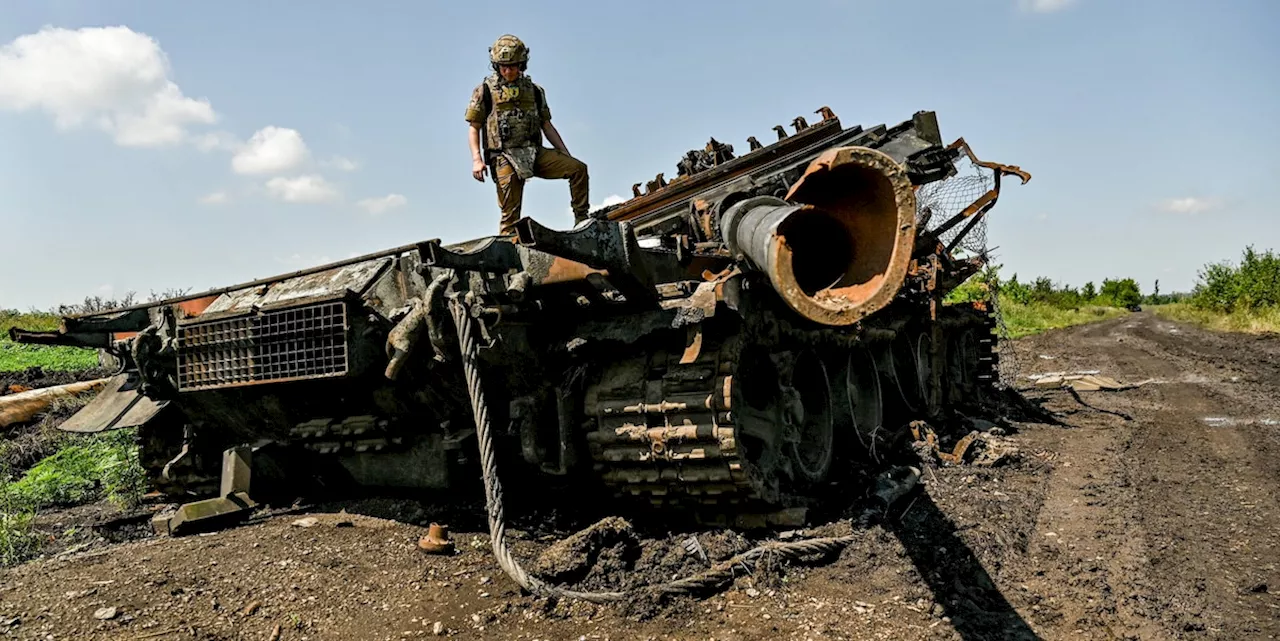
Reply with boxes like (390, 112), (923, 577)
(418, 523), (455, 555)
(152, 446), (258, 536)
(419, 237), (521, 273)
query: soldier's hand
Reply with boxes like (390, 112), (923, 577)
(472, 159), (487, 182)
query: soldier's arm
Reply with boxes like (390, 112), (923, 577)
(536, 85), (570, 156)
(469, 123), (486, 182)
(465, 83), (489, 182)
(542, 121), (570, 156)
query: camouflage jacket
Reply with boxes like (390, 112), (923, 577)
(464, 73), (549, 153)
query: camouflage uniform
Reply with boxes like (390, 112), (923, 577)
(466, 35), (589, 236)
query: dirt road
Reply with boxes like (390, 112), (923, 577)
(1, 312), (1277, 640)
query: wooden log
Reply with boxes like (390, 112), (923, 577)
(0, 378), (111, 429)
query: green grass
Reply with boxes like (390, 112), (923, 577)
(0, 428), (146, 566)
(1149, 303), (1280, 335)
(999, 300), (1129, 338)
(0, 311), (99, 373)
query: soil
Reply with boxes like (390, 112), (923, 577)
(2, 312), (1279, 640)
(0, 366), (113, 397)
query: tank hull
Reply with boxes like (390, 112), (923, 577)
(14, 107), (1028, 526)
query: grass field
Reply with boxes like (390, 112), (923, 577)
(1149, 303), (1280, 335)
(0, 311), (99, 373)
(998, 301), (1130, 338)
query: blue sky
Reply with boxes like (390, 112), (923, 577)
(2, 0), (1276, 310)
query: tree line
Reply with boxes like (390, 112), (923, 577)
(948, 245), (1277, 313)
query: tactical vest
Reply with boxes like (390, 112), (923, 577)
(482, 74), (544, 152)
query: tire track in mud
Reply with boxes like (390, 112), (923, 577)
(1014, 313), (1280, 639)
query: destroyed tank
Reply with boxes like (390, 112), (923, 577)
(12, 107), (1029, 532)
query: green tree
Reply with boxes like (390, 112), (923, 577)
(1098, 278), (1142, 308)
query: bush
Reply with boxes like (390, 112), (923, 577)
(1190, 246), (1280, 313)
(1096, 278), (1143, 308)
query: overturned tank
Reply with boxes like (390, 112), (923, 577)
(12, 107), (1028, 530)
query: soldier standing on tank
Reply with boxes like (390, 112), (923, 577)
(465, 34), (590, 236)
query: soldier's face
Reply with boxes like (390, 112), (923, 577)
(498, 64), (521, 82)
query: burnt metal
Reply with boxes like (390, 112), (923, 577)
(12, 104), (1029, 538)
(7, 328), (112, 349)
(176, 299), (350, 392)
(419, 237), (522, 273)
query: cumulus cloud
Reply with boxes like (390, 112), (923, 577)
(1017, 0), (1077, 12)
(0, 25), (216, 147)
(1158, 197), (1218, 215)
(199, 191), (229, 205)
(356, 194), (407, 214)
(266, 175), (339, 204)
(232, 126), (309, 175)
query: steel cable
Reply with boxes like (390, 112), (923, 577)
(448, 296), (915, 604)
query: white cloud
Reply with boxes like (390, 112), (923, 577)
(1017, 0), (1077, 12)
(0, 26), (216, 147)
(199, 191), (229, 205)
(570, 194), (628, 217)
(325, 155), (359, 172)
(1158, 197), (1218, 215)
(266, 175), (339, 204)
(232, 126), (309, 175)
(356, 193), (407, 215)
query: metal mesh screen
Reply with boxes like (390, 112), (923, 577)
(916, 155), (1019, 388)
(177, 301), (349, 391)
(914, 154), (993, 257)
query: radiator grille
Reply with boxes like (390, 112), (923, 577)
(177, 301), (349, 391)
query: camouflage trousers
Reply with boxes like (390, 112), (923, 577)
(493, 147), (590, 236)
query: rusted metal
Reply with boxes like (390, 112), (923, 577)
(605, 115), (843, 222)
(11, 104), (1028, 537)
(60, 241), (429, 321)
(417, 523), (455, 555)
(929, 137), (1032, 253)
(718, 146), (917, 327)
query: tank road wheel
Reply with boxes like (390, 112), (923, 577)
(914, 330), (942, 416)
(946, 327), (979, 405)
(781, 349), (835, 487)
(882, 331), (923, 414)
(842, 345), (885, 459)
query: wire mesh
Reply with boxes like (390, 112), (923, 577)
(915, 154), (1019, 388)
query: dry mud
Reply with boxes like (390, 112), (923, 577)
(1, 312), (1278, 640)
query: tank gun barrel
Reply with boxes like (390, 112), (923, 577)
(721, 146), (917, 327)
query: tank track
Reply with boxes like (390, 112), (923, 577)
(583, 331), (796, 525)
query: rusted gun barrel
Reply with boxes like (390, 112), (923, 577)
(720, 146), (918, 326)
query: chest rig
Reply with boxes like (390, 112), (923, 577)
(483, 75), (545, 179)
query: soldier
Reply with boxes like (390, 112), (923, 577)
(465, 34), (590, 236)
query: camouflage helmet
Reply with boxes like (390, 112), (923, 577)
(489, 34), (529, 66)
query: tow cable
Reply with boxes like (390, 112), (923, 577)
(448, 296), (921, 604)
